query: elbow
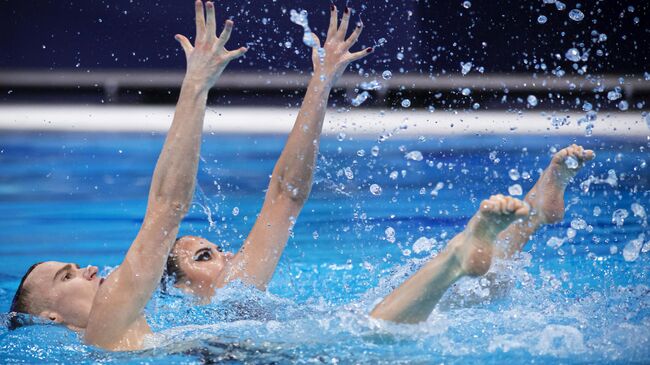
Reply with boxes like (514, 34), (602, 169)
(149, 195), (191, 217)
(273, 179), (311, 207)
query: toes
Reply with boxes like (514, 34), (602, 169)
(514, 201), (531, 216)
(480, 199), (495, 212)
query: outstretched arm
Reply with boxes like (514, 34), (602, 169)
(84, 1), (246, 350)
(222, 6), (373, 290)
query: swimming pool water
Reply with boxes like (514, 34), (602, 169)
(0, 132), (648, 364)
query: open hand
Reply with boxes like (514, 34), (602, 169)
(310, 6), (373, 86)
(175, 1), (247, 90)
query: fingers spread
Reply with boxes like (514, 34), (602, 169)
(326, 5), (338, 41)
(337, 7), (351, 39)
(217, 20), (234, 47)
(175, 34), (193, 54)
(195, 0), (206, 41)
(205, 1), (216, 41)
(344, 22), (363, 50)
(346, 47), (373, 62)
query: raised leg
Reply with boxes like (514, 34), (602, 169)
(369, 195), (530, 323)
(495, 144), (595, 258)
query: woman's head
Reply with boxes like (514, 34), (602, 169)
(164, 236), (233, 300)
(9, 261), (104, 331)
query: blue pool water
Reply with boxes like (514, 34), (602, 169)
(0, 132), (648, 363)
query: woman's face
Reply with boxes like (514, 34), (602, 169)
(170, 236), (233, 300)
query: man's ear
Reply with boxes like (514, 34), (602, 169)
(40, 311), (62, 324)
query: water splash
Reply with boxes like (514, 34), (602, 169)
(289, 9), (325, 66)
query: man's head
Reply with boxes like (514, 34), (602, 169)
(9, 261), (103, 331)
(164, 236), (233, 300)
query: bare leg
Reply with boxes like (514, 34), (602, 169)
(369, 195), (530, 324)
(495, 144), (595, 258)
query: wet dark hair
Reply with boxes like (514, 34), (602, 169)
(160, 237), (187, 293)
(7, 262), (43, 330)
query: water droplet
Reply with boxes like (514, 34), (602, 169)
(565, 48), (581, 62)
(413, 237), (437, 254)
(527, 95), (538, 107)
(382, 70), (392, 80)
(566, 227), (577, 239)
(360, 80), (382, 91)
(508, 184), (523, 196)
(351, 91), (370, 107)
(612, 209), (629, 227)
(371, 146), (380, 157)
(460, 61), (472, 75)
(618, 100), (629, 111)
(401, 99), (411, 108)
(343, 167), (354, 180)
(508, 169), (521, 181)
(631, 203), (646, 220)
(396, 52), (404, 60)
(623, 234), (645, 262)
(385, 226), (396, 243)
(568, 9), (584, 21)
(571, 218), (587, 230)
(565, 156), (579, 169)
(593, 206), (601, 217)
(370, 184), (383, 196)
(462, 1), (471, 9)
(537, 15), (548, 24)
(547, 236), (565, 249)
(405, 151), (423, 161)
(232, 207), (239, 216)
(389, 171), (399, 180)
(555, 1), (566, 10)
(607, 90), (622, 100)
(461, 88), (471, 96)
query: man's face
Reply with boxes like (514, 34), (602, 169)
(171, 236), (233, 300)
(24, 261), (103, 330)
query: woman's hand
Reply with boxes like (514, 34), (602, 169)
(311, 6), (373, 87)
(175, 1), (247, 91)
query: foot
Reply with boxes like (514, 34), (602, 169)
(525, 144), (595, 224)
(454, 195), (530, 276)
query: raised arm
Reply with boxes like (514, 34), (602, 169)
(84, 1), (246, 349)
(222, 6), (372, 290)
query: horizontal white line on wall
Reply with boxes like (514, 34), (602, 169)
(0, 105), (648, 137)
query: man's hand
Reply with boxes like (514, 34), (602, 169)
(175, 0), (247, 91)
(311, 6), (372, 86)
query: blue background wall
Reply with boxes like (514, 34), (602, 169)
(2, 0), (648, 75)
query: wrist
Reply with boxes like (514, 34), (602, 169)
(181, 76), (212, 97)
(308, 75), (334, 96)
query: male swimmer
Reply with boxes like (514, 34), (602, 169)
(8, 1), (248, 350)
